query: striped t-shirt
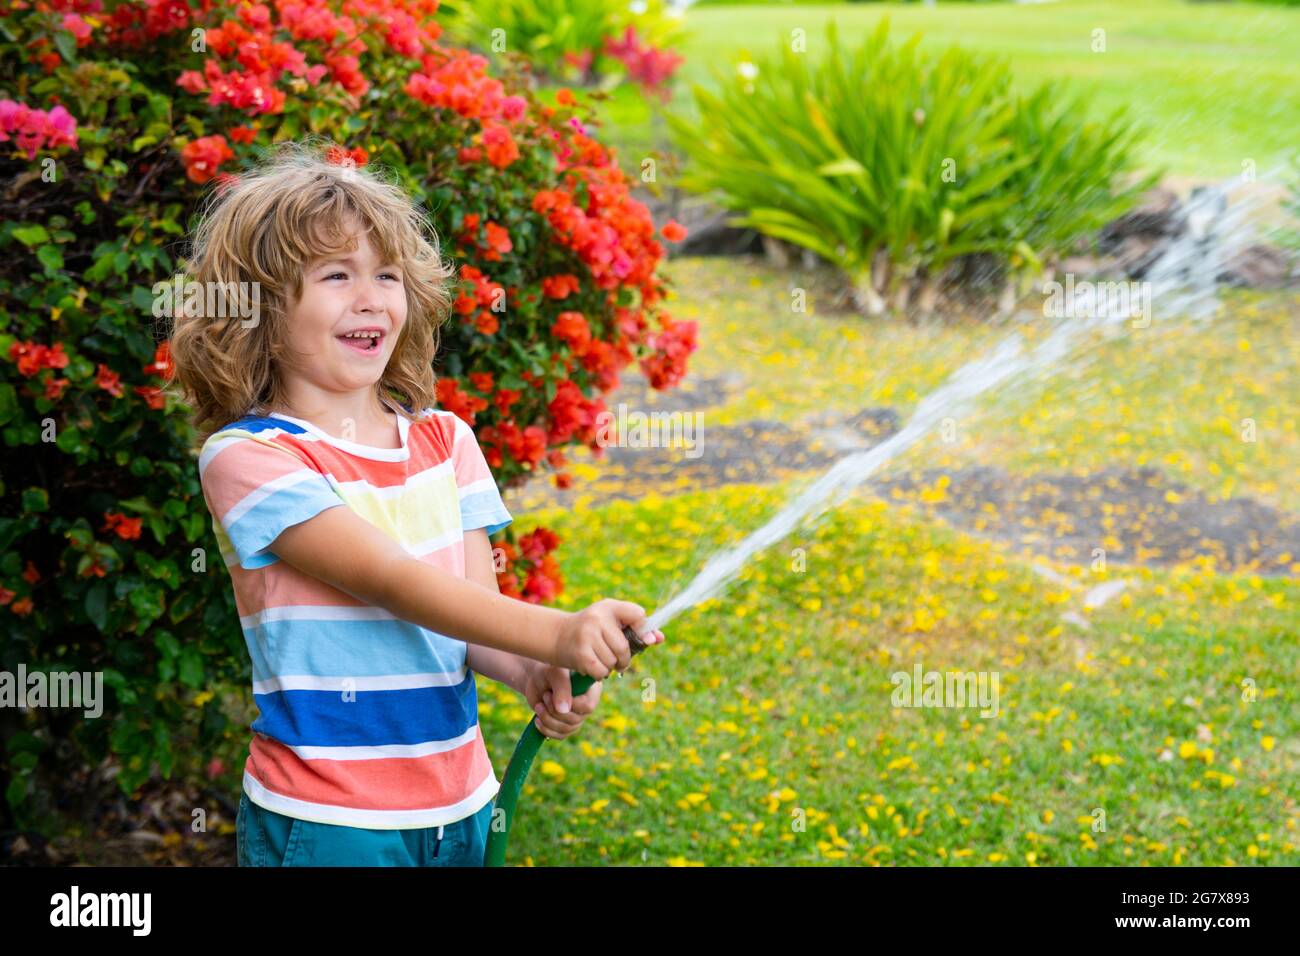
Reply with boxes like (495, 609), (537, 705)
(198, 401), (513, 830)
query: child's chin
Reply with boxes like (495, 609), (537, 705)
(332, 368), (387, 391)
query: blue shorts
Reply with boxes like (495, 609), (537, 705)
(236, 790), (496, 867)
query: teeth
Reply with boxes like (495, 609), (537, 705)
(342, 331), (380, 338)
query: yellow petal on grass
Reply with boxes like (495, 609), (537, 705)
(601, 713), (630, 734)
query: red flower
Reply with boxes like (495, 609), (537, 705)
(523, 554), (563, 603)
(326, 144), (369, 167)
(326, 52), (369, 98)
(520, 528), (560, 562)
(144, 340), (173, 380)
(229, 125), (258, 144)
(9, 342), (43, 377)
(44, 377), (69, 401)
(95, 363), (124, 397)
(80, 558), (108, 578)
(547, 379), (602, 445)
(474, 311), (499, 336)
(43, 342), (68, 369)
(435, 377), (489, 426)
(0, 587), (12, 606)
(134, 385), (166, 410)
(552, 311), (591, 357)
(181, 134), (235, 184)
(22, 561), (40, 585)
(541, 274), (580, 299)
(661, 219), (688, 242)
(483, 221), (512, 259)
(494, 388), (520, 416)
(469, 371), (494, 392)
(102, 511), (143, 541)
(0, 99), (79, 160)
(10, 597), (34, 616)
(640, 315), (698, 389)
(482, 123), (519, 169)
(9, 340), (68, 378)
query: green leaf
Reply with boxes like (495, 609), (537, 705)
(52, 29), (77, 65)
(0, 384), (17, 426)
(37, 245), (64, 273)
(816, 158), (868, 178)
(178, 647), (204, 688)
(85, 583), (109, 632)
(12, 225), (50, 247)
(21, 487), (49, 514)
(129, 584), (166, 630)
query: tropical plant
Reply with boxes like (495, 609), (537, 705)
(669, 20), (1154, 315)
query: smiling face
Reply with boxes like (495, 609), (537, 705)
(280, 223), (409, 399)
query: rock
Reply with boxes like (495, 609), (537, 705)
(1218, 243), (1294, 289)
(1098, 188), (1181, 248)
(1111, 235), (1164, 277)
(761, 234), (790, 267)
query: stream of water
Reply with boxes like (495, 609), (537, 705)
(645, 179), (1277, 633)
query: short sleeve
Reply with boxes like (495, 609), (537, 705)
(198, 429), (345, 569)
(448, 414), (513, 536)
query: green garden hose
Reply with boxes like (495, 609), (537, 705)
(484, 624), (650, 866)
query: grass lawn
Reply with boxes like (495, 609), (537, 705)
(480, 258), (1298, 866)
(482, 486), (1297, 866)
(593, 0), (1300, 181)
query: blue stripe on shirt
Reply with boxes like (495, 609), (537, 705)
(218, 415), (309, 435)
(460, 487), (512, 535)
(244, 618), (468, 683)
(251, 675), (480, 747)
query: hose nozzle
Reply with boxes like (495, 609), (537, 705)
(624, 623), (650, 657)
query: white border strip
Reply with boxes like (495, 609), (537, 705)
(252, 667), (468, 695)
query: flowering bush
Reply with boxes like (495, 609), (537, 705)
(0, 0), (694, 824)
(442, 0), (684, 98)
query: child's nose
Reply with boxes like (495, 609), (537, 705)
(352, 280), (387, 313)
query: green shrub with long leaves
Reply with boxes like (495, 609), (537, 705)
(669, 20), (1156, 314)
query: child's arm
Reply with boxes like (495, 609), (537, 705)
(460, 527), (605, 739)
(459, 527), (535, 695)
(270, 502), (652, 679)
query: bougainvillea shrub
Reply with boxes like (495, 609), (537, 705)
(442, 0), (685, 98)
(0, 0), (693, 825)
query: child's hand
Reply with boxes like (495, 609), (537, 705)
(523, 662), (602, 741)
(554, 599), (665, 679)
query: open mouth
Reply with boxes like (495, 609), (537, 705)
(336, 329), (385, 355)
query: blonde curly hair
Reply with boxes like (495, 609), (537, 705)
(169, 138), (455, 441)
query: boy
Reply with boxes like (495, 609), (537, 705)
(170, 142), (663, 866)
